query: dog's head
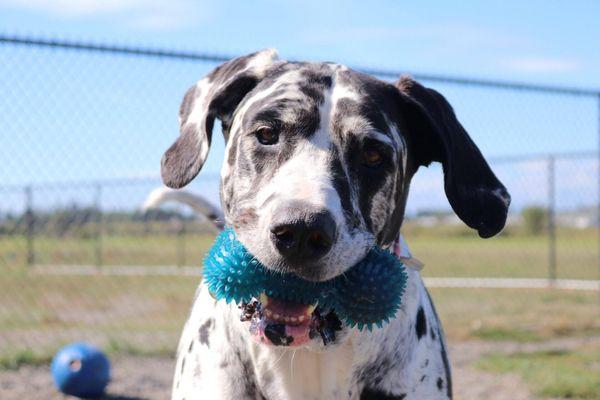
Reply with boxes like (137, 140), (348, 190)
(162, 49), (510, 283)
(162, 50), (510, 347)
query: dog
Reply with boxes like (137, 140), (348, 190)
(158, 49), (510, 400)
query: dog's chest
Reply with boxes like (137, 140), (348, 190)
(252, 343), (358, 400)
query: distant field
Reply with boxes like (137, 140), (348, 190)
(1, 228), (598, 371)
(1, 229), (598, 279)
(428, 287), (599, 342)
(1, 239), (599, 399)
(0, 260), (598, 366)
(413, 234), (598, 280)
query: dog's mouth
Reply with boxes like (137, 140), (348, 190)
(239, 294), (342, 347)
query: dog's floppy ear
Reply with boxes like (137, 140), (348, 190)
(161, 49), (279, 189)
(396, 76), (510, 238)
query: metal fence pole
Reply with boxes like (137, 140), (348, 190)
(177, 215), (186, 268)
(94, 183), (103, 267)
(24, 185), (34, 266)
(597, 95), (600, 286)
(548, 156), (557, 283)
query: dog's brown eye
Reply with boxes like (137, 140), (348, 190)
(255, 127), (279, 145)
(363, 147), (382, 167)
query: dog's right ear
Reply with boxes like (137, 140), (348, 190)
(396, 76), (510, 238)
(161, 49), (279, 189)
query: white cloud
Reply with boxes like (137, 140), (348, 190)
(503, 56), (582, 73)
(2, 0), (146, 16)
(1, 0), (212, 30)
(299, 22), (527, 52)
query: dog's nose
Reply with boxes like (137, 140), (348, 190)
(270, 210), (336, 262)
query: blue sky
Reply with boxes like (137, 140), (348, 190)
(0, 0), (599, 214)
(2, 0), (599, 87)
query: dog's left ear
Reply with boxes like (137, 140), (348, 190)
(396, 76), (510, 238)
(161, 49), (279, 189)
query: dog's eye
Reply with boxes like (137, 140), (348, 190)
(362, 146), (383, 167)
(255, 127), (279, 145)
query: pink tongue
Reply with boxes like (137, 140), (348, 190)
(265, 297), (311, 318)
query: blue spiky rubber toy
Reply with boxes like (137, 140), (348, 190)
(203, 228), (407, 331)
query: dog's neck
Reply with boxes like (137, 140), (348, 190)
(242, 233), (421, 400)
(248, 338), (358, 399)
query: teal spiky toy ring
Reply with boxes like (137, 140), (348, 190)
(203, 228), (407, 331)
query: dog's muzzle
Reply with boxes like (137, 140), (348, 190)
(269, 203), (336, 268)
(240, 295), (342, 347)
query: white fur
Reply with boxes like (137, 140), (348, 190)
(237, 73), (374, 280)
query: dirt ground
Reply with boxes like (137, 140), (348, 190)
(0, 341), (547, 400)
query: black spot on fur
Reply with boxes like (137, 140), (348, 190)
(356, 358), (398, 392)
(439, 336), (452, 398)
(437, 377), (444, 390)
(415, 306), (427, 340)
(425, 289), (452, 398)
(360, 388), (406, 400)
(199, 319), (214, 346)
(330, 147), (355, 228)
(180, 356), (186, 374)
(430, 327), (437, 341)
(187, 340), (194, 353)
(234, 349), (260, 398)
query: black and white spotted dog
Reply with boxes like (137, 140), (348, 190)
(160, 49), (510, 400)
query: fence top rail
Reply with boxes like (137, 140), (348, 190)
(2, 34), (599, 97)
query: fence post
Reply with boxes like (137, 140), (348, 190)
(94, 183), (103, 267)
(597, 94), (600, 286)
(24, 185), (34, 266)
(177, 214), (186, 268)
(547, 155), (557, 283)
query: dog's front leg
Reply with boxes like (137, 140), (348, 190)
(172, 286), (263, 400)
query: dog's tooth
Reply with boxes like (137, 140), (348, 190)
(264, 309), (272, 317)
(284, 316), (291, 323)
(259, 293), (269, 307)
(307, 305), (316, 314)
(290, 316), (297, 323)
(298, 315), (305, 322)
(273, 313), (281, 321)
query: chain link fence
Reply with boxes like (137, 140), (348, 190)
(1, 36), (599, 368)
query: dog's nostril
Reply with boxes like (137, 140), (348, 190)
(270, 209), (336, 263)
(271, 226), (295, 246)
(307, 231), (331, 251)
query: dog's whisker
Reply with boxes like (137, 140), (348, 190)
(290, 348), (298, 381)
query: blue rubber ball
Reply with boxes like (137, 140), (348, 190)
(51, 342), (110, 398)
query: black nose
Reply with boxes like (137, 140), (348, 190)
(270, 210), (336, 262)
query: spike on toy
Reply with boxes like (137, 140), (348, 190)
(203, 228), (408, 330)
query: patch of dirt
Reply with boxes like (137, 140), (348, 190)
(450, 343), (531, 400)
(449, 335), (600, 400)
(2, 336), (598, 399)
(0, 356), (173, 400)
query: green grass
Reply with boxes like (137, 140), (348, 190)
(0, 348), (53, 370)
(2, 229), (598, 279)
(411, 233), (598, 280)
(0, 233), (215, 267)
(1, 229), (598, 379)
(0, 264), (198, 370)
(428, 287), (600, 342)
(477, 347), (600, 399)
(0, 339), (176, 370)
